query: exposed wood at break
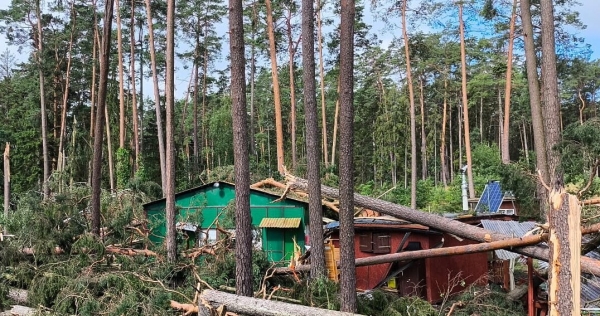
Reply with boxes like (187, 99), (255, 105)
(105, 246), (158, 257)
(170, 300), (199, 316)
(548, 187), (581, 315)
(284, 174), (600, 276)
(582, 198), (600, 205)
(251, 178), (340, 212)
(273, 233), (548, 274)
(199, 290), (363, 316)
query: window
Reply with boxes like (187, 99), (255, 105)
(359, 232), (391, 254)
(373, 233), (391, 254)
(359, 233), (373, 252)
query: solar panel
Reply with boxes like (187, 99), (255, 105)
(475, 181), (503, 213)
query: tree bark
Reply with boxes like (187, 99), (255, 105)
(91, 0), (115, 235)
(458, 3), (475, 199)
(501, 0), (517, 164)
(330, 78), (340, 167)
(130, 0), (139, 171)
(165, 0), (177, 263)
(265, 0), (285, 174)
(275, 233), (548, 273)
(57, 5), (76, 175)
(3, 143), (9, 235)
(419, 76), (427, 180)
(539, 0), (563, 187)
(548, 185), (581, 315)
(317, 0), (328, 167)
(339, 0), (356, 311)
(401, 0), (417, 210)
(229, 0), (253, 297)
(440, 71), (448, 188)
(520, 0), (549, 216)
(199, 290), (362, 316)
(35, 0), (50, 199)
(301, 0), (326, 279)
(144, 0), (166, 193)
(286, 10), (298, 171)
(105, 98), (115, 192)
(285, 176), (600, 277)
(116, 0), (126, 150)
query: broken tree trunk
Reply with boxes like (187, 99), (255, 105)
(274, 233), (548, 273)
(285, 175), (600, 276)
(198, 289), (363, 316)
(548, 185), (581, 315)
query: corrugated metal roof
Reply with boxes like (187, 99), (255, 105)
(480, 220), (538, 260)
(258, 217), (301, 228)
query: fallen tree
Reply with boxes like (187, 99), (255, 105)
(198, 289), (363, 316)
(285, 175), (600, 276)
(274, 233), (550, 274)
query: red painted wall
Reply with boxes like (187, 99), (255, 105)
(331, 228), (488, 302)
(332, 230), (431, 290)
(425, 233), (488, 302)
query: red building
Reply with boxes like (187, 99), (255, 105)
(326, 216), (488, 303)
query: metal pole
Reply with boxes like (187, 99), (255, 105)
(461, 165), (469, 212)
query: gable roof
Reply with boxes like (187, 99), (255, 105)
(142, 181), (309, 209)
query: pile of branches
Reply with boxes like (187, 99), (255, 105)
(0, 184), (270, 315)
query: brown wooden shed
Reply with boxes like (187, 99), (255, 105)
(326, 216), (489, 303)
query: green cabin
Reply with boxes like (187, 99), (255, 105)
(143, 182), (309, 263)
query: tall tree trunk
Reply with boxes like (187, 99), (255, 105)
(302, 0), (326, 279)
(116, 0), (126, 149)
(286, 9), (298, 172)
(523, 120), (530, 165)
(89, 6), (98, 186)
(193, 33), (200, 175)
(91, 0), (115, 236)
(330, 78), (340, 167)
(57, 5), (76, 175)
(440, 71), (448, 188)
(138, 17), (145, 157)
(202, 10), (210, 172)
(521, 0), (548, 211)
(317, 0), (328, 167)
(265, 0), (285, 174)
(339, 0), (356, 310)
(419, 76), (427, 180)
(579, 89), (586, 125)
(105, 100), (115, 192)
(539, 0), (563, 188)
(249, 3), (257, 157)
(144, 0), (166, 193)
(458, 3), (475, 199)
(35, 0), (50, 199)
(501, 0), (517, 164)
(130, 0), (139, 171)
(229, 0), (253, 296)
(401, 0), (417, 209)
(3, 143), (9, 235)
(165, 0), (177, 263)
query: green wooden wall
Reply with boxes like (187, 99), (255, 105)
(143, 182), (308, 263)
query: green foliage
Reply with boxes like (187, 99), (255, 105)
(292, 277), (340, 310)
(382, 296), (437, 316)
(0, 282), (8, 310)
(116, 148), (132, 190)
(445, 285), (524, 316)
(196, 248), (271, 292)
